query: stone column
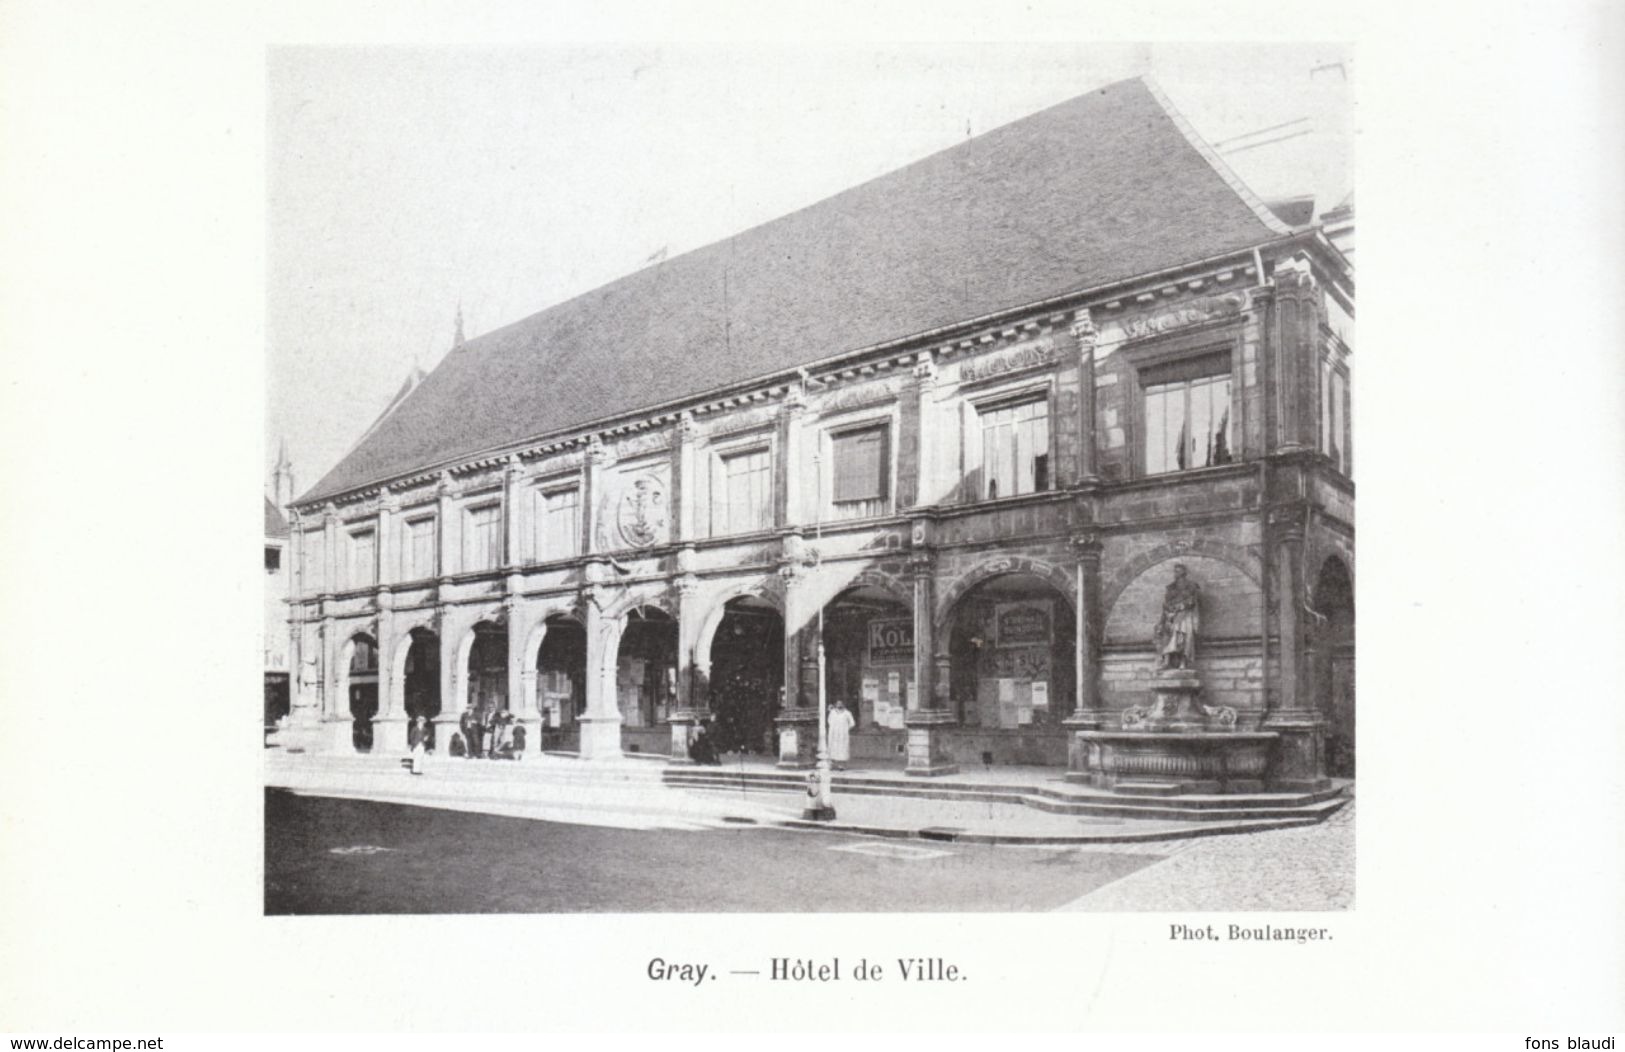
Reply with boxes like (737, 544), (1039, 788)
(903, 529), (958, 776)
(1271, 255), (1321, 454)
(668, 562), (702, 763)
(377, 492), (397, 587)
(322, 614), (352, 753)
(1263, 505), (1330, 790)
(372, 599), (409, 754)
(503, 455), (525, 569)
(322, 504), (339, 596)
(778, 392), (805, 528)
(505, 595), (540, 758)
(577, 578), (624, 759)
(1063, 532), (1106, 777)
(432, 614), (463, 755)
(672, 412), (696, 542)
(774, 542), (819, 768)
(583, 435), (608, 555)
(1071, 312), (1101, 485)
(897, 353), (934, 508)
(434, 472), (456, 585)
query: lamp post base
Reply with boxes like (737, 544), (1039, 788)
(801, 805), (837, 822)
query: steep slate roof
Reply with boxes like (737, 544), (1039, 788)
(302, 76), (1287, 504)
(264, 496), (289, 538)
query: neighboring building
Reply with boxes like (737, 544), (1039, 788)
(264, 443), (296, 728)
(283, 77), (1354, 785)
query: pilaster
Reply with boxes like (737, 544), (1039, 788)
(503, 455), (525, 570)
(672, 412), (697, 542)
(1271, 254), (1321, 454)
(577, 576), (623, 759)
(583, 435), (609, 555)
(434, 472), (456, 583)
(1071, 311), (1101, 485)
(778, 391), (805, 528)
(376, 492), (397, 587)
(1263, 502), (1330, 790)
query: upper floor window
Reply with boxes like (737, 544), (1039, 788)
(1321, 359), (1351, 475)
(712, 446), (773, 536)
(345, 528), (377, 590)
(463, 503), (502, 573)
(534, 485), (582, 561)
(264, 545), (282, 573)
(302, 530), (325, 594)
(1143, 352), (1232, 475)
(828, 425), (889, 521)
(979, 397), (1050, 500)
(401, 515), (436, 581)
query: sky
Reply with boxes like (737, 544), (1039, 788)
(266, 42), (1352, 500)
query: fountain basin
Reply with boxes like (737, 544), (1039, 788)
(1067, 731), (1280, 794)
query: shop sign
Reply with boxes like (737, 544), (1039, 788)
(994, 600), (1052, 647)
(868, 618), (914, 665)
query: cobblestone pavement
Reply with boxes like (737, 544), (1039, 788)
(1059, 798), (1354, 911)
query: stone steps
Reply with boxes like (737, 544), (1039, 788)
(660, 768), (1347, 823)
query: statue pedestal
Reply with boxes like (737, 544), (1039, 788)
(667, 710), (699, 764)
(1143, 669), (1208, 731)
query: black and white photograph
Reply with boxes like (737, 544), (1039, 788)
(263, 43), (1356, 915)
(4, 0), (1622, 1041)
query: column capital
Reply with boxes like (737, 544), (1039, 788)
(504, 454), (526, 481)
(435, 471), (456, 499)
(674, 409), (698, 441)
(377, 490), (399, 512)
(911, 350), (939, 385)
(1069, 309), (1099, 352)
(1070, 530), (1104, 561)
(586, 433), (611, 466)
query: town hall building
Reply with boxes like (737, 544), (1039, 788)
(277, 77), (1354, 789)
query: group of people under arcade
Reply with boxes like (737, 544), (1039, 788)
(686, 697), (857, 770)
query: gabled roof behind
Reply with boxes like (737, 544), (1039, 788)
(264, 496), (289, 538)
(301, 76), (1286, 504)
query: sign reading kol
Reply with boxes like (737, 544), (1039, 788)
(867, 618), (915, 666)
(994, 600), (1052, 648)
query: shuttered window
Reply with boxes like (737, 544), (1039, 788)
(712, 447), (773, 536)
(537, 486), (582, 560)
(830, 426), (889, 504)
(401, 516), (436, 581)
(346, 528), (376, 590)
(463, 503), (502, 572)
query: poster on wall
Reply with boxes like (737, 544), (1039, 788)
(887, 671), (901, 699)
(867, 618), (914, 665)
(993, 600), (1053, 648)
(1030, 681), (1049, 710)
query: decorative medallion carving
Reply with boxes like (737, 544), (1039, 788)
(958, 336), (1058, 384)
(616, 474), (669, 549)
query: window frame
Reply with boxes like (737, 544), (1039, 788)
(461, 500), (503, 574)
(1117, 323), (1245, 480)
(344, 525), (377, 591)
(530, 476), (583, 564)
(709, 440), (775, 538)
(821, 415), (894, 521)
(400, 511), (437, 582)
(971, 386), (1054, 502)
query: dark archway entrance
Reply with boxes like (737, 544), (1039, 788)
(706, 596), (784, 756)
(945, 573), (1074, 735)
(537, 614), (586, 751)
(402, 627), (440, 750)
(615, 608), (678, 751)
(466, 621), (507, 757)
(819, 586), (912, 742)
(1313, 556), (1355, 778)
(346, 634), (379, 752)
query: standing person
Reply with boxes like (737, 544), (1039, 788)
(408, 715), (427, 775)
(827, 698), (856, 772)
(458, 704), (479, 760)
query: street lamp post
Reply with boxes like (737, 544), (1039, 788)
(803, 439), (836, 821)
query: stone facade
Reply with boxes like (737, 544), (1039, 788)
(285, 242), (1353, 785)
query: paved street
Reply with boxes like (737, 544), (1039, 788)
(264, 788), (1352, 913)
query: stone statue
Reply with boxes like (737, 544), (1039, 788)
(1153, 563), (1201, 670)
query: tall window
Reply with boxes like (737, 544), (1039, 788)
(346, 528), (376, 590)
(401, 516), (436, 581)
(303, 530), (325, 594)
(829, 425), (889, 520)
(1143, 354), (1232, 475)
(535, 486), (581, 561)
(1322, 359), (1350, 475)
(463, 503), (502, 572)
(979, 398), (1050, 500)
(712, 447), (773, 535)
